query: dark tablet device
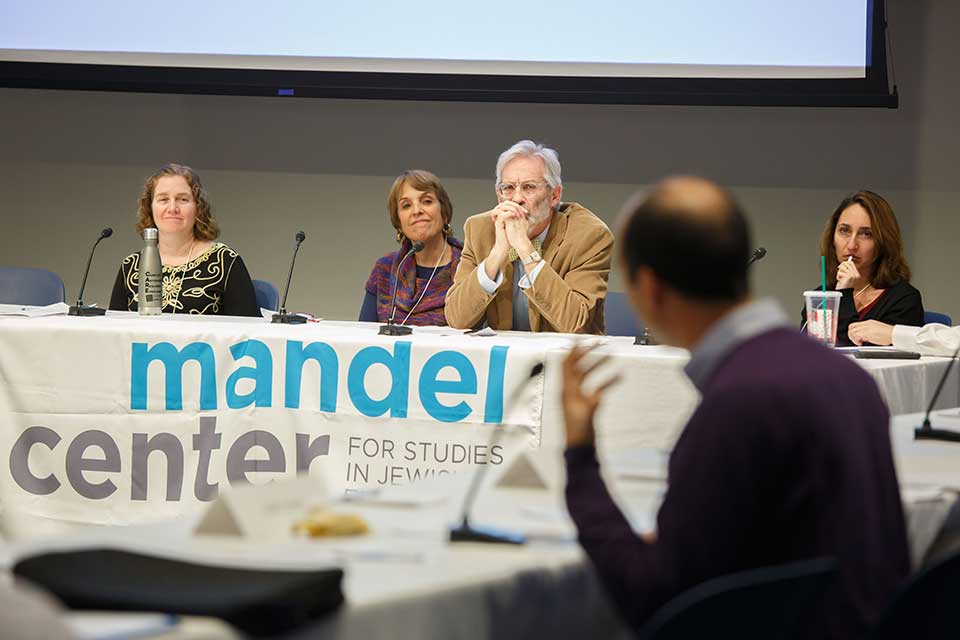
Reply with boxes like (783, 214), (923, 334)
(14, 548), (343, 637)
(853, 350), (921, 360)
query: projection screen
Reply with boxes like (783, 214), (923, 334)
(0, 0), (896, 106)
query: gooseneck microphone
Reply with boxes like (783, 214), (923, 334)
(378, 241), (424, 336)
(272, 231), (307, 325)
(747, 246), (767, 266)
(68, 227), (113, 317)
(914, 340), (960, 443)
(450, 362), (545, 545)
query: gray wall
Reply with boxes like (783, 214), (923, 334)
(1, 0), (957, 324)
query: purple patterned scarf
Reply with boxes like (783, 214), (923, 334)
(365, 236), (463, 326)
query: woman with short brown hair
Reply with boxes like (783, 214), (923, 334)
(360, 170), (462, 325)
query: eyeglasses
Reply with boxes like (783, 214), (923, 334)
(496, 181), (550, 198)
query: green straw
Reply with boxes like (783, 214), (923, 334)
(820, 256), (828, 345)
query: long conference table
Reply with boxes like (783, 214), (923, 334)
(1, 311), (959, 638)
(6, 409), (957, 640)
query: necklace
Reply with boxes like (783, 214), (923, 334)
(854, 283), (872, 298)
(400, 242), (448, 326)
(420, 243), (447, 266)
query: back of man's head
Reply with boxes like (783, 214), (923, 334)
(619, 176), (751, 302)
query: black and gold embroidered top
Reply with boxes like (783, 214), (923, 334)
(109, 242), (260, 317)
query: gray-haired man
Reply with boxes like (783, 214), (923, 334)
(445, 140), (613, 334)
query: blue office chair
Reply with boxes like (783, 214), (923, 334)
(605, 291), (643, 337)
(0, 266), (66, 306)
(870, 546), (960, 639)
(924, 311), (953, 326)
(252, 279), (279, 312)
(637, 557), (837, 640)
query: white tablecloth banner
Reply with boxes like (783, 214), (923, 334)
(0, 317), (548, 531)
(2, 315), (949, 536)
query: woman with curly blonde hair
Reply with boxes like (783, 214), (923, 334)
(109, 164), (259, 316)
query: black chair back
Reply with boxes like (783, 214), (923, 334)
(870, 547), (960, 640)
(638, 557), (837, 640)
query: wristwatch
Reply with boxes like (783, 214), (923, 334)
(521, 250), (542, 266)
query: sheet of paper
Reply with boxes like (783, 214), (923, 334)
(0, 302), (70, 317)
(466, 327), (498, 337)
(66, 612), (178, 640)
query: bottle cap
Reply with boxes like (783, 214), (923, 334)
(143, 227), (158, 240)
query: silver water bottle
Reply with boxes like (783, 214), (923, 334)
(138, 228), (162, 316)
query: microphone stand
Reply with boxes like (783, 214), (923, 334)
(272, 231), (307, 325)
(379, 241), (424, 336)
(450, 363), (545, 545)
(68, 228), (113, 317)
(914, 340), (960, 442)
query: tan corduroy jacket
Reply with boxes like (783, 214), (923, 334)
(444, 202), (613, 334)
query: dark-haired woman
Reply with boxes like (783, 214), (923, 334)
(803, 190), (923, 346)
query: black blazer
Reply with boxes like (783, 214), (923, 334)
(801, 280), (924, 347)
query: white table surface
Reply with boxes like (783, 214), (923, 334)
(6, 407), (958, 640)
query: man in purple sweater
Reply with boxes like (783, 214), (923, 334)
(563, 177), (910, 639)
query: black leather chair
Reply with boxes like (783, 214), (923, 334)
(637, 557), (837, 640)
(870, 546), (960, 639)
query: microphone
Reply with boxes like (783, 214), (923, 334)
(272, 231), (308, 325)
(378, 241), (424, 336)
(747, 246), (767, 266)
(914, 340), (960, 443)
(450, 362), (545, 545)
(68, 227), (113, 317)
